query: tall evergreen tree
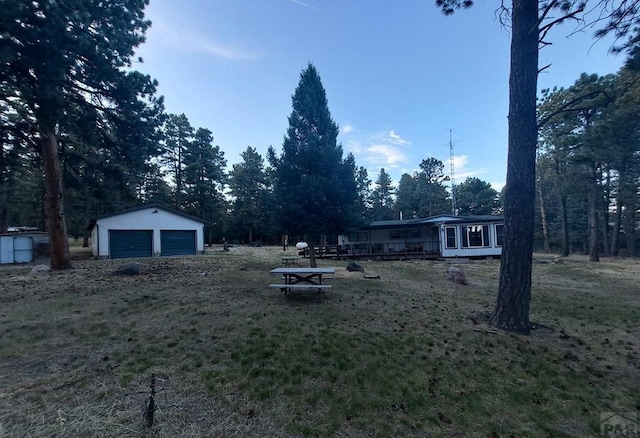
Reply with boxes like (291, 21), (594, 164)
(182, 128), (227, 244)
(370, 168), (396, 221)
(269, 64), (360, 266)
(354, 165), (373, 222)
(162, 114), (194, 209)
(454, 177), (498, 215)
(229, 147), (271, 243)
(0, 0), (163, 269)
(395, 173), (421, 219)
(416, 157), (451, 216)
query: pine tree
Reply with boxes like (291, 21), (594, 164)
(1, 0), (162, 269)
(436, 0), (640, 333)
(454, 177), (498, 215)
(162, 114), (194, 210)
(269, 64), (360, 266)
(370, 168), (396, 221)
(229, 147), (271, 243)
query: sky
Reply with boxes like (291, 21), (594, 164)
(134, 0), (628, 192)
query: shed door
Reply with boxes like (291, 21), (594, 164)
(160, 230), (196, 256)
(109, 230), (153, 259)
(13, 236), (34, 263)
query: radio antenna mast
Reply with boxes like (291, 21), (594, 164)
(449, 129), (456, 215)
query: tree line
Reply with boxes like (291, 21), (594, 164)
(536, 61), (640, 259)
(0, 0), (502, 258)
(1, 2), (637, 263)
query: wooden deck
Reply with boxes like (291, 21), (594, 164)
(297, 245), (440, 261)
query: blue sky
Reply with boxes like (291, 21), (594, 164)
(135, 0), (626, 192)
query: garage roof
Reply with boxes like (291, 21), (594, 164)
(87, 204), (207, 230)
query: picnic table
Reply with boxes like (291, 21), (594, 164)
(269, 267), (335, 299)
(280, 255), (301, 266)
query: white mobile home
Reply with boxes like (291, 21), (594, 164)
(89, 204), (206, 259)
(338, 214), (504, 259)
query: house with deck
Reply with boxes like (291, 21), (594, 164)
(338, 214), (504, 259)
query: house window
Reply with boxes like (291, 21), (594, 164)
(495, 224), (504, 247)
(390, 230), (403, 240)
(445, 227), (457, 249)
(356, 231), (368, 242)
(462, 225), (490, 248)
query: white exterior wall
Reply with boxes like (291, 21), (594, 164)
(93, 207), (205, 258)
(439, 222), (502, 258)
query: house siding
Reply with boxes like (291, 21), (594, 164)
(339, 215), (503, 259)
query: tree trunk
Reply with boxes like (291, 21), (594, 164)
(559, 195), (570, 257)
(600, 166), (610, 257)
(40, 131), (72, 270)
(308, 236), (317, 268)
(82, 188), (91, 248)
(0, 187), (7, 233)
(588, 163), (599, 262)
(611, 198), (622, 256)
(492, 0), (538, 335)
(537, 181), (550, 253)
(626, 207), (636, 257)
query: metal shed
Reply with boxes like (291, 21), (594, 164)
(0, 232), (49, 264)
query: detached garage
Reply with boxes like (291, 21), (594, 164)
(89, 204), (206, 259)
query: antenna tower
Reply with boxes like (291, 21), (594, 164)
(449, 129), (456, 215)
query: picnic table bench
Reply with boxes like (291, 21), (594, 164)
(280, 255), (301, 266)
(269, 267), (335, 300)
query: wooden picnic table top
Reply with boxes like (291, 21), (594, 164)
(270, 267), (335, 275)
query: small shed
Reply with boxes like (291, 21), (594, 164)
(0, 232), (49, 264)
(89, 204), (206, 259)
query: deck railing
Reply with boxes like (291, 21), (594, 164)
(336, 241), (440, 258)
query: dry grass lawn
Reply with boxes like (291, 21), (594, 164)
(0, 246), (638, 437)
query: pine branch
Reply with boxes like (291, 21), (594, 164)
(537, 90), (612, 128)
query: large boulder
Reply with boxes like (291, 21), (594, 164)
(446, 266), (468, 285)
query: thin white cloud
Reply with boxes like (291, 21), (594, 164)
(341, 124), (354, 134)
(291, 0), (321, 11)
(149, 21), (263, 61)
(367, 144), (408, 166)
(451, 154), (488, 181)
(388, 130), (410, 146)
(342, 129), (412, 171)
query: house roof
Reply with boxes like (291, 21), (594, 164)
(87, 204), (207, 230)
(363, 214), (503, 229)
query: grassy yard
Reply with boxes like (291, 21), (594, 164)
(0, 247), (638, 437)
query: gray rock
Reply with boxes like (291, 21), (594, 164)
(112, 263), (141, 276)
(446, 266), (468, 285)
(346, 262), (364, 272)
(29, 264), (50, 275)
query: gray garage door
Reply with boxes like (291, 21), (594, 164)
(160, 230), (196, 256)
(109, 230), (153, 259)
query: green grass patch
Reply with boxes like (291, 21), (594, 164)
(0, 249), (638, 437)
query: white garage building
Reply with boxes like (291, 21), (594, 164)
(89, 204), (206, 259)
